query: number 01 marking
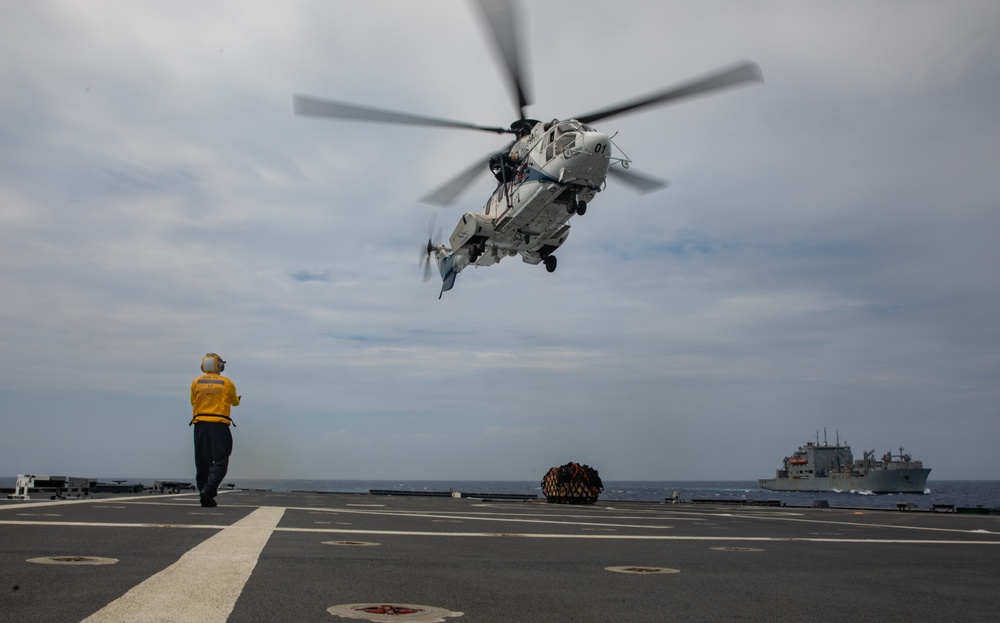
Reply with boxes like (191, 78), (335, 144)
(594, 143), (606, 154)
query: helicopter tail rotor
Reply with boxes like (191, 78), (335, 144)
(417, 215), (461, 298)
(420, 215), (445, 282)
(421, 239), (434, 282)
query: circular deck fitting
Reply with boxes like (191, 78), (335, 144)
(27, 556), (118, 566)
(605, 565), (680, 575)
(323, 540), (381, 547)
(327, 603), (463, 621)
(711, 546), (765, 552)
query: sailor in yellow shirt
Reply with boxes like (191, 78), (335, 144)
(190, 353), (241, 507)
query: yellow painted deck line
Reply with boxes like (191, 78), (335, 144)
(81, 506), (284, 623)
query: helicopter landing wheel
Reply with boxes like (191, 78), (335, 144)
(544, 255), (557, 273)
(576, 200), (587, 216)
(469, 245), (480, 262)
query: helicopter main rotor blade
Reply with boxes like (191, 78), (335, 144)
(419, 151), (502, 207)
(607, 166), (670, 194)
(576, 61), (763, 125)
(293, 94), (510, 134)
(473, 0), (531, 120)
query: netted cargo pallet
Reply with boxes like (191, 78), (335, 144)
(541, 462), (603, 504)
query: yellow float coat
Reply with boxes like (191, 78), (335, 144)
(190, 374), (240, 424)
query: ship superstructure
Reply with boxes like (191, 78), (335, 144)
(759, 431), (930, 493)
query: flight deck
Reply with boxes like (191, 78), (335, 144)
(2, 489), (1000, 622)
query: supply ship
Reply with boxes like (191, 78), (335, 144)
(759, 432), (931, 493)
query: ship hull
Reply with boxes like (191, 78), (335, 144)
(759, 468), (930, 494)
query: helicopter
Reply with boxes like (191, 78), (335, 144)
(293, 0), (763, 298)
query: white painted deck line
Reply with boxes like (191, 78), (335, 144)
(81, 506), (284, 623)
(0, 492), (200, 511)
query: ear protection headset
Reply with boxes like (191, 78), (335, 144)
(201, 353), (226, 374)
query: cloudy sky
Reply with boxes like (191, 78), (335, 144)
(2, 1), (998, 483)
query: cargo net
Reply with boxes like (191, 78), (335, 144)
(541, 462), (604, 504)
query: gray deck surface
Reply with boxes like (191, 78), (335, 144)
(2, 489), (1000, 622)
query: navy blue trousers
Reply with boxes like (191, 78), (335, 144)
(194, 422), (233, 495)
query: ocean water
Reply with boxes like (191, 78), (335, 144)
(4, 477), (999, 510)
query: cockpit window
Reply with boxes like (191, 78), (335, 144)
(555, 131), (577, 155)
(545, 123), (579, 161)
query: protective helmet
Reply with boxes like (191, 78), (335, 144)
(201, 353), (226, 374)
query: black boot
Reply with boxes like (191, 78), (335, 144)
(200, 487), (216, 507)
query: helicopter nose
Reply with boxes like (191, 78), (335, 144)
(557, 130), (611, 189)
(580, 131), (611, 173)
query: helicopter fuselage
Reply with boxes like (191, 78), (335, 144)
(439, 118), (610, 280)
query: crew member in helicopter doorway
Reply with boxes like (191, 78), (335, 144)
(190, 353), (241, 507)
